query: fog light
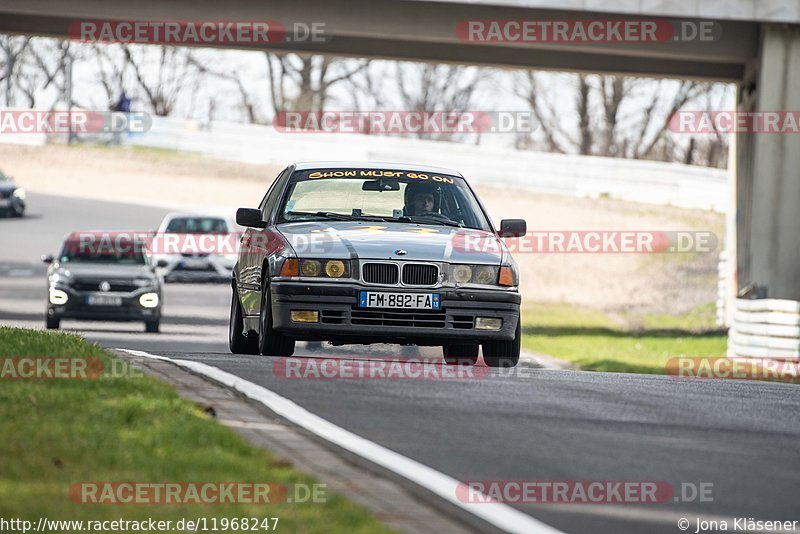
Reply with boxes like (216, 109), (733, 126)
(475, 317), (502, 330)
(291, 310), (319, 323)
(139, 292), (160, 308)
(49, 288), (68, 305)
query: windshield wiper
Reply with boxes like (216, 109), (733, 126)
(287, 211), (390, 223)
(395, 216), (463, 228)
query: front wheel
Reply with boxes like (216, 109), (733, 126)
(482, 321), (520, 368)
(442, 344), (479, 365)
(45, 316), (60, 330)
(229, 286), (259, 354)
(145, 320), (160, 333)
(258, 281), (295, 357)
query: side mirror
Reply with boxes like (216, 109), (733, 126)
(41, 254), (54, 264)
(236, 207), (265, 228)
(499, 219), (526, 238)
(156, 259), (169, 268)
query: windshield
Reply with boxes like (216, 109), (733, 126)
(165, 217), (228, 233)
(59, 238), (147, 265)
(277, 169), (491, 230)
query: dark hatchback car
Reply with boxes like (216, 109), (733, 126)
(229, 162), (526, 367)
(43, 232), (162, 332)
(0, 171), (26, 217)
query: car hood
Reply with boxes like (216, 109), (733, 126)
(277, 220), (506, 264)
(54, 263), (155, 280)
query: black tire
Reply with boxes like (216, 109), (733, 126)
(10, 201), (24, 217)
(145, 320), (160, 333)
(442, 344), (479, 365)
(482, 321), (521, 368)
(258, 280), (295, 357)
(229, 285), (259, 354)
(45, 316), (60, 330)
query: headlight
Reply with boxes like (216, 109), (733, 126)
(49, 288), (68, 305)
(134, 278), (155, 287)
(139, 292), (160, 308)
(12, 188), (25, 200)
(449, 264), (501, 286)
(50, 273), (70, 286)
(324, 260), (345, 278)
(301, 259), (321, 277)
(474, 266), (496, 285)
(296, 259), (350, 279)
(451, 265), (472, 284)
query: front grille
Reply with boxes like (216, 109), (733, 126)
(71, 280), (137, 292)
(402, 263), (438, 286)
(362, 263), (399, 285)
(181, 252), (209, 258)
(351, 309), (446, 328)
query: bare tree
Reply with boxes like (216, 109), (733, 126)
(392, 62), (481, 141)
(515, 70), (728, 166)
(265, 53), (368, 117)
(0, 36), (31, 106)
(123, 44), (200, 116)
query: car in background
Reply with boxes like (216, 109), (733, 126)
(153, 212), (239, 283)
(230, 162), (526, 367)
(0, 170), (26, 217)
(43, 231), (162, 332)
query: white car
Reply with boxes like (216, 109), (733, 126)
(153, 211), (240, 283)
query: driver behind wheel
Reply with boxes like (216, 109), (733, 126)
(404, 182), (439, 216)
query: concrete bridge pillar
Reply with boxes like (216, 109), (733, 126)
(730, 23), (800, 359)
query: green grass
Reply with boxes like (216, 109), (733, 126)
(521, 303), (727, 374)
(0, 327), (391, 533)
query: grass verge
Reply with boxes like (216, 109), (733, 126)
(0, 327), (390, 533)
(521, 303), (727, 374)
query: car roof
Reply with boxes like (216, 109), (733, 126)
(291, 161), (464, 177)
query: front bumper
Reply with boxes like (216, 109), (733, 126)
(270, 281), (520, 344)
(47, 287), (161, 322)
(158, 255), (233, 283)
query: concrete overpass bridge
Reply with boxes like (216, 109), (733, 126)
(1, 0), (798, 356)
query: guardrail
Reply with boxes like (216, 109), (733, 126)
(129, 117), (728, 212)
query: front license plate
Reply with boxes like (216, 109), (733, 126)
(359, 291), (440, 310)
(86, 294), (122, 307)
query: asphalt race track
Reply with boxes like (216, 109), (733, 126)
(2, 193), (799, 534)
